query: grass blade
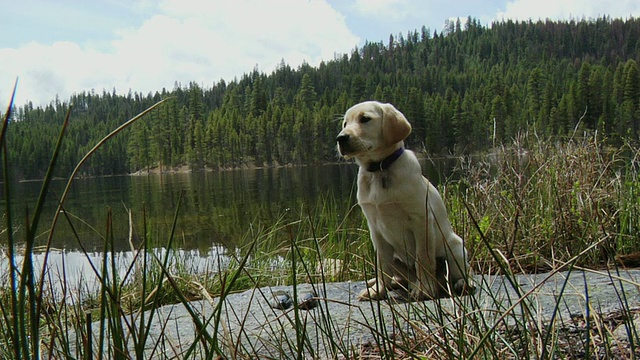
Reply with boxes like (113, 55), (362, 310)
(1, 80), (21, 359)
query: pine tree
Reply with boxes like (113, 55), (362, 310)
(526, 67), (545, 123)
(576, 61), (594, 128)
(624, 59), (640, 108)
(296, 74), (317, 109)
(350, 74), (366, 102)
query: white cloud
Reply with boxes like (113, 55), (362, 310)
(352, 0), (411, 22)
(495, 0), (640, 22)
(0, 0), (359, 110)
(1, 41), (114, 109)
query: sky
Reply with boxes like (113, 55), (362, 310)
(1, 0), (640, 110)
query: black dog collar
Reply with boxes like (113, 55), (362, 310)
(366, 147), (404, 172)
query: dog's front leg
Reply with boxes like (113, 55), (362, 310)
(359, 232), (394, 300)
(411, 214), (438, 300)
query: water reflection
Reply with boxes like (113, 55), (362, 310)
(1, 159), (460, 292)
(0, 246), (228, 299)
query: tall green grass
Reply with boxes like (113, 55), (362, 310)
(1, 81), (639, 359)
(0, 88), (187, 359)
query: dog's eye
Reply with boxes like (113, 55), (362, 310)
(342, 122), (346, 128)
(360, 115), (371, 124)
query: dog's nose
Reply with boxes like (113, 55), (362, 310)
(336, 134), (349, 144)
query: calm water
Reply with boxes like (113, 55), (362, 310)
(6, 164), (358, 250)
(0, 159), (459, 292)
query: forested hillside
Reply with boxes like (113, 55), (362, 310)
(4, 16), (640, 180)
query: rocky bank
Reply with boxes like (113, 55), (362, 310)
(89, 268), (640, 358)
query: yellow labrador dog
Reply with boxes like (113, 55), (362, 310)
(336, 101), (473, 301)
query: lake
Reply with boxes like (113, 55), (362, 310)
(0, 159), (459, 292)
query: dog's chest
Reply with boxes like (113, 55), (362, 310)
(357, 171), (425, 219)
(358, 172), (398, 204)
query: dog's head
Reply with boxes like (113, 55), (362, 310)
(336, 101), (412, 161)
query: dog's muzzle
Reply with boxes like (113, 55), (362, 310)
(336, 134), (352, 156)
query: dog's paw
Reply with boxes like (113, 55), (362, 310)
(410, 286), (436, 301)
(453, 278), (476, 296)
(389, 275), (409, 290)
(358, 285), (387, 301)
(410, 277), (438, 301)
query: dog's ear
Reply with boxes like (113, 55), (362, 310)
(380, 103), (412, 146)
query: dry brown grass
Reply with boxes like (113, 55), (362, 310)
(448, 132), (639, 274)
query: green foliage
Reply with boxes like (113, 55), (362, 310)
(3, 17), (640, 180)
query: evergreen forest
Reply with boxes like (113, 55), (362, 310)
(4, 16), (640, 180)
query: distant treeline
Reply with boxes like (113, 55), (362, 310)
(4, 16), (640, 180)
